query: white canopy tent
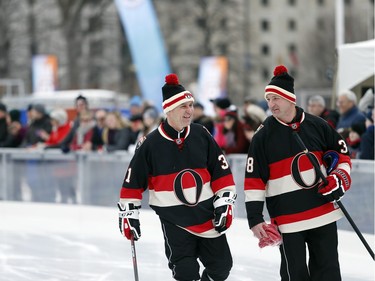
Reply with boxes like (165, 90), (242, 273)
(337, 39), (375, 94)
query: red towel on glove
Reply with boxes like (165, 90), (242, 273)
(258, 224), (282, 248)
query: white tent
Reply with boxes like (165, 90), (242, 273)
(337, 39), (375, 93)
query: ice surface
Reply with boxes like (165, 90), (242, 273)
(0, 202), (374, 281)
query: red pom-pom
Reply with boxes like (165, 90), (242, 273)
(273, 65), (288, 76)
(165, 73), (179, 85)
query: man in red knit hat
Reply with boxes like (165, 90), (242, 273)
(244, 65), (352, 281)
(118, 73), (237, 281)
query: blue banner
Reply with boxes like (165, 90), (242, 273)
(114, 0), (171, 111)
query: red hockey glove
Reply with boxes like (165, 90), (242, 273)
(213, 191), (236, 233)
(258, 224), (282, 248)
(117, 202), (141, 240)
(318, 169), (351, 202)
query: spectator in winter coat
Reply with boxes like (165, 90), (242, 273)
(307, 95), (339, 129)
(245, 65), (352, 281)
(336, 90), (366, 134)
(221, 106), (250, 154)
(123, 113), (144, 153)
(59, 94), (90, 152)
(22, 103), (52, 147)
(0, 108), (27, 148)
(101, 111), (128, 152)
(242, 103), (267, 144)
(43, 108), (72, 148)
(141, 105), (161, 137)
(90, 109), (107, 151)
(118, 73), (236, 281)
(210, 97), (232, 148)
(193, 102), (214, 134)
(346, 121), (367, 159)
(69, 110), (95, 151)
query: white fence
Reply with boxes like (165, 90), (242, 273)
(0, 149), (373, 234)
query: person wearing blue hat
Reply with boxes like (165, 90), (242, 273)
(129, 95), (143, 117)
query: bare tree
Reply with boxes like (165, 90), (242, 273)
(0, 0), (17, 78)
(55, 0), (111, 89)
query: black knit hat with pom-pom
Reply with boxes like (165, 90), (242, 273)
(162, 73), (194, 113)
(265, 65), (296, 104)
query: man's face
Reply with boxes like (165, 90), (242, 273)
(266, 94), (295, 122)
(76, 99), (88, 113)
(30, 109), (43, 121)
(166, 101), (194, 131)
(307, 102), (324, 116)
(95, 110), (107, 128)
(336, 95), (353, 115)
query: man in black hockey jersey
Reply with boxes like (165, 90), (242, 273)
(118, 73), (237, 281)
(244, 65), (352, 281)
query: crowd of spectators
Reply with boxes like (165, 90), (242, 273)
(0, 90), (373, 204)
(0, 88), (373, 160)
(306, 89), (374, 160)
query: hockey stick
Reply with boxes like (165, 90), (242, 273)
(292, 130), (375, 261)
(130, 235), (140, 281)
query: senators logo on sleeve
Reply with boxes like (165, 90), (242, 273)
(136, 136), (147, 150)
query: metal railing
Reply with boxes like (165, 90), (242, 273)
(0, 149), (373, 234)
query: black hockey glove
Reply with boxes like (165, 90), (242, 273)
(318, 169), (351, 202)
(213, 191), (236, 233)
(117, 202), (141, 240)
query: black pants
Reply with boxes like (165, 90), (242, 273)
(279, 222), (341, 281)
(161, 219), (232, 281)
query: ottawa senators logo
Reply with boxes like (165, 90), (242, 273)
(291, 152), (321, 189)
(254, 124), (264, 135)
(174, 169), (203, 206)
(135, 136), (147, 150)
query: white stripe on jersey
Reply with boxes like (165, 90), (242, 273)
(149, 182), (214, 207)
(278, 209), (343, 233)
(266, 164), (327, 197)
(244, 189), (265, 202)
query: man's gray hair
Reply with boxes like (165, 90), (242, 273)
(308, 95), (326, 107)
(339, 90), (357, 104)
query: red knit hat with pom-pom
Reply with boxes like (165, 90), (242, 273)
(162, 73), (194, 113)
(265, 65), (296, 104)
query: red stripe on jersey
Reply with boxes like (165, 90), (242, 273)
(120, 187), (143, 200)
(272, 203), (335, 225)
(338, 154), (352, 167)
(185, 219), (214, 233)
(149, 168), (211, 191)
(269, 152), (323, 180)
(211, 174), (236, 194)
(244, 177), (266, 190)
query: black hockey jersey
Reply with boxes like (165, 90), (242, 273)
(244, 107), (352, 233)
(120, 121), (236, 238)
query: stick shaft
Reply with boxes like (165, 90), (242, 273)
(292, 131), (374, 260)
(335, 200), (374, 260)
(131, 236), (139, 281)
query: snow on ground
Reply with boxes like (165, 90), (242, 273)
(0, 202), (374, 281)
